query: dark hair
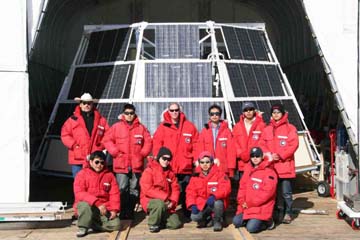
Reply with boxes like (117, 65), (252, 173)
(123, 103), (136, 112)
(89, 151), (106, 161)
(208, 104), (222, 115)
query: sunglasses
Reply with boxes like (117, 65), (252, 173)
(243, 108), (255, 112)
(169, 108), (180, 112)
(210, 112), (221, 116)
(81, 101), (93, 105)
(123, 111), (135, 115)
(250, 155), (262, 158)
(94, 160), (105, 165)
(161, 156), (172, 161)
(199, 161), (211, 164)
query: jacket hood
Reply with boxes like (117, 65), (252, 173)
(270, 112), (289, 128)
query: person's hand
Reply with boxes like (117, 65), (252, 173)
(272, 153), (280, 161)
(109, 211), (117, 220)
(98, 205), (107, 216)
(191, 205), (200, 214)
(214, 158), (220, 166)
(165, 200), (174, 209)
(206, 195), (215, 207)
(242, 202), (248, 209)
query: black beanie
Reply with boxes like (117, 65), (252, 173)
(271, 103), (285, 114)
(156, 147), (173, 161)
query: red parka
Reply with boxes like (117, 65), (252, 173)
(102, 114), (152, 173)
(61, 106), (109, 165)
(236, 160), (277, 221)
(140, 159), (180, 213)
(233, 113), (266, 171)
(197, 121), (236, 174)
(73, 165), (120, 215)
(153, 111), (199, 174)
(186, 165), (231, 211)
(259, 113), (299, 178)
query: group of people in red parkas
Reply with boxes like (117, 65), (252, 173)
(61, 93), (299, 237)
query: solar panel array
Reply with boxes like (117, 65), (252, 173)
(226, 63), (284, 97)
(222, 26), (269, 61)
(68, 64), (133, 100)
(145, 63), (212, 97)
(81, 28), (131, 63)
(155, 25), (199, 59)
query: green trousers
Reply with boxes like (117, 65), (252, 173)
(77, 201), (121, 232)
(147, 199), (182, 229)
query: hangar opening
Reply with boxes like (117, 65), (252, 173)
(29, 0), (348, 202)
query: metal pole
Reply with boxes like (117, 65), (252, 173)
(357, 0), (360, 193)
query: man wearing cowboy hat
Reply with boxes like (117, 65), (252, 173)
(61, 93), (109, 177)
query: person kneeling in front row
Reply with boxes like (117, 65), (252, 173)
(186, 151), (231, 231)
(233, 147), (277, 233)
(74, 151), (121, 238)
(139, 147), (182, 233)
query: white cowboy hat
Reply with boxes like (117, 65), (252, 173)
(74, 93), (98, 103)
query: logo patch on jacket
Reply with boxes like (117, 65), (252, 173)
(103, 182), (110, 192)
(211, 187), (217, 192)
(280, 140), (286, 146)
(252, 183), (260, 190)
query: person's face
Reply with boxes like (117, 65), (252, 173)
(123, 108), (136, 123)
(209, 108), (221, 124)
(80, 101), (93, 113)
(89, 157), (105, 172)
(168, 104), (180, 121)
(250, 155), (263, 166)
(199, 156), (212, 172)
(271, 110), (283, 121)
(243, 108), (255, 120)
(159, 155), (172, 168)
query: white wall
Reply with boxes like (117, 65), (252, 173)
(304, 0), (358, 135)
(0, 0), (29, 202)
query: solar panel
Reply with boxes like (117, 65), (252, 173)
(230, 100), (304, 130)
(155, 25), (200, 59)
(226, 63), (284, 97)
(145, 63), (212, 97)
(82, 28), (131, 64)
(222, 26), (269, 61)
(68, 64), (133, 99)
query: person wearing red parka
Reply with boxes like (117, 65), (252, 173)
(196, 104), (236, 177)
(233, 147), (277, 233)
(102, 103), (152, 219)
(259, 103), (299, 224)
(186, 151), (231, 232)
(140, 147), (181, 233)
(233, 101), (266, 179)
(152, 103), (199, 218)
(61, 93), (109, 178)
(73, 151), (120, 237)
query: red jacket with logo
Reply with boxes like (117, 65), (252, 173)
(259, 113), (299, 178)
(61, 106), (109, 165)
(153, 111), (199, 174)
(186, 165), (231, 211)
(232, 113), (266, 171)
(102, 115), (152, 173)
(140, 160), (180, 213)
(197, 120), (236, 174)
(73, 166), (120, 215)
(236, 160), (277, 221)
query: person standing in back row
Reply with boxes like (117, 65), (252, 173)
(233, 101), (266, 180)
(259, 103), (299, 224)
(196, 104), (236, 177)
(61, 93), (109, 178)
(102, 103), (152, 219)
(153, 103), (199, 219)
